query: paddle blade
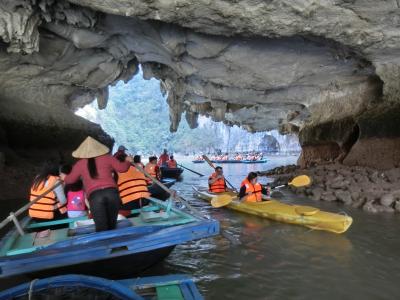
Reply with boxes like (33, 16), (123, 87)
(289, 175), (312, 188)
(211, 194), (234, 208)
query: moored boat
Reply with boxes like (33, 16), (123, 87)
(210, 160), (242, 164)
(241, 159), (268, 164)
(0, 274), (203, 300)
(160, 167), (184, 179)
(192, 160), (205, 163)
(0, 197), (219, 279)
(192, 187), (352, 234)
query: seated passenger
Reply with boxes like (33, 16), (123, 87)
(158, 149), (169, 167)
(208, 166), (227, 193)
(167, 155), (177, 168)
(145, 156), (161, 184)
(29, 161), (67, 221)
(239, 172), (270, 202)
(134, 155), (145, 169)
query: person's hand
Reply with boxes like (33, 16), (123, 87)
(247, 191), (253, 195)
(59, 173), (66, 181)
(125, 155), (134, 163)
(217, 175), (224, 179)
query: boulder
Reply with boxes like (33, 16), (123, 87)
(334, 190), (352, 205)
(321, 191), (337, 202)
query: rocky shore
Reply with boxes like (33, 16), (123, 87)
(260, 163), (400, 213)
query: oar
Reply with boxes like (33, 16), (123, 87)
(177, 163), (204, 177)
(131, 163), (241, 245)
(202, 155), (238, 192)
(272, 175), (312, 189)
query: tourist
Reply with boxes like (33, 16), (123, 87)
(239, 172), (269, 202)
(61, 136), (133, 232)
(208, 166), (227, 193)
(115, 153), (151, 215)
(158, 149), (169, 167)
(167, 155), (177, 168)
(113, 145), (127, 158)
(145, 156), (161, 183)
(134, 155), (145, 169)
(28, 161), (67, 221)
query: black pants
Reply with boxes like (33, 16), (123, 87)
(89, 188), (121, 232)
(120, 198), (150, 211)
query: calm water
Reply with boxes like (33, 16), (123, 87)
(145, 156), (400, 300)
(2, 156), (400, 299)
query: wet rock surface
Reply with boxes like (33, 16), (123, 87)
(264, 162), (400, 214)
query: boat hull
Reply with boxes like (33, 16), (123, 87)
(192, 160), (205, 163)
(148, 178), (176, 200)
(160, 167), (184, 179)
(193, 187), (352, 234)
(0, 274), (203, 300)
(241, 159), (268, 164)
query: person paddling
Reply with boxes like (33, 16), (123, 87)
(61, 136), (133, 232)
(208, 166), (228, 193)
(28, 161), (67, 221)
(158, 149), (169, 167)
(115, 152), (151, 215)
(239, 172), (270, 202)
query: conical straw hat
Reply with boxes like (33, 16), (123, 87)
(72, 136), (109, 159)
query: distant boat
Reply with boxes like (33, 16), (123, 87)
(0, 274), (203, 300)
(160, 167), (184, 179)
(241, 159), (268, 164)
(192, 160), (205, 163)
(210, 160), (242, 164)
(0, 197), (219, 279)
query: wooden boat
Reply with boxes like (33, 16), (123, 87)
(192, 160), (205, 163)
(241, 159), (268, 164)
(149, 178), (176, 200)
(160, 167), (184, 179)
(0, 197), (219, 279)
(192, 187), (352, 234)
(210, 160), (241, 164)
(0, 274), (203, 300)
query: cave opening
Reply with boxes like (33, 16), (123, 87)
(75, 68), (301, 157)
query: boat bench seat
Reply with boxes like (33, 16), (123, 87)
(67, 219), (133, 236)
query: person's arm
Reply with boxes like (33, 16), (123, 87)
(63, 162), (82, 185)
(238, 185), (247, 200)
(110, 155), (131, 173)
(261, 186), (268, 195)
(208, 176), (218, 185)
(54, 183), (67, 205)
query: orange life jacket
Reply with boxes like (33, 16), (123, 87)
(29, 175), (67, 219)
(167, 159), (177, 168)
(209, 172), (226, 193)
(117, 165), (151, 204)
(145, 163), (159, 183)
(242, 178), (262, 202)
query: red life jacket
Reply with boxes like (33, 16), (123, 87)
(209, 172), (226, 193)
(167, 159), (177, 168)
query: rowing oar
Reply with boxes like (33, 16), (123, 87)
(211, 175), (312, 208)
(177, 163), (204, 177)
(132, 163), (241, 245)
(201, 155), (238, 192)
(0, 181), (63, 233)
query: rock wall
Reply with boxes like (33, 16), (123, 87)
(0, 0), (399, 199)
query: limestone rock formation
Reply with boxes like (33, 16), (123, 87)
(0, 0), (400, 185)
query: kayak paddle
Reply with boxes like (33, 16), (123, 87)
(177, 163), (204, 177)
(273, 175), (312, 189)
(202, 155), (238, 192)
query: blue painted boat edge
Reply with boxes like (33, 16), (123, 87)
(0, 274), (142, 300)
(0, 219), (220, 278)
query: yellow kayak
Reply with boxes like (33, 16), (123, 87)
(192, 187), (352, 234)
